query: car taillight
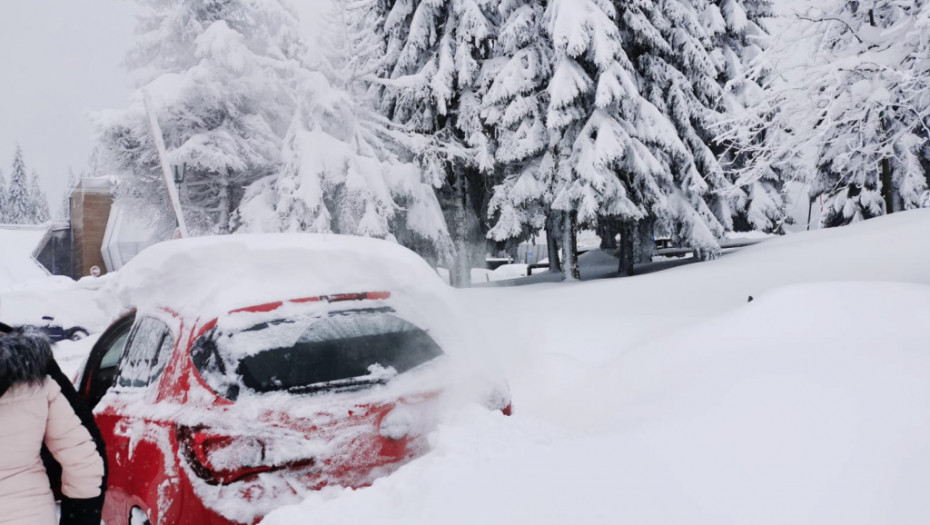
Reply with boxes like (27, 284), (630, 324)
(484, 388), (513, 416)
(177, 426), (315, 485)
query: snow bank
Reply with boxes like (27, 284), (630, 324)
(264, 281), (930, 525)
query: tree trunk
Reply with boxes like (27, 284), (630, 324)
(634, 215), (655, 265)
(597, 215), (619, 251)
(881, 156), (894, 214)
(570, 211), (579, 267)
(450, 165), (470, 288)
(618, 220), (635, 277)
(545, 211), (562, 273)
(218, 178), (230, 233)
(560, 210), (580, 281)
(879, 110), (895, 214)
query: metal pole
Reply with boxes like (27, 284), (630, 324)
(142, 90), (189, 238)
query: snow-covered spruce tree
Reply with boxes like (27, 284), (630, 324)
(28, 171), (50, 223)
(544, 0), (676, 278)
(725, 1), (930, 227)
(6, 146), (37, 225)
(376, 0), (499, 287)
(482, 0), (564, 273)
(704, 0), (788, 232)
(236, 0), (453, 262)
(96, 0), (302, 236)
(613, 0), (743, 257)
(0, 168), (7, 223)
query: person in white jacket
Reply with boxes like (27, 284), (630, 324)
(0, 323), (106, 525)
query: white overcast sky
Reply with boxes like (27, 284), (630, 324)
(0, 0), (137, 205)
(0, 0), (329, 208)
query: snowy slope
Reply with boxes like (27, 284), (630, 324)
(263, 209), (930, 525)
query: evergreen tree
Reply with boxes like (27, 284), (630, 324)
(28, 170), (50, 223)
(611, 0), (737, 258)
(483, 0), (561, 272)
(708, 0), (787, 233)
(483, 0), (773, 278)
(543, 0), (676, 278)
(727, 0), (930, 227)
(96, 0), (303, 236)
(236, 0), (453, 261)
(377, 0), (500, 286)
(6, 146), (34, 224)
(0, 168), (8, 224)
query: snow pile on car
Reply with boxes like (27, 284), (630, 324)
(108, 233), (450, 317)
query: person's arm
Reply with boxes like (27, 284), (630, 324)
(44, 360), (107, 525)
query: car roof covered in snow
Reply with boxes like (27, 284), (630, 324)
(111, 233), (449, 320)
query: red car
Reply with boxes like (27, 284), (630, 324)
(75, 235), (510, 525)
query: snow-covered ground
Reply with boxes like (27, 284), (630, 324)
(3, 210), (930, 524)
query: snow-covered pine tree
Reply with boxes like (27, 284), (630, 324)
(96, 0), (302, 236)
(544, 0), (674, 278)
(612, 0), (736, 257)
(704, 0), (788, 232)
(28, 170), (50, 223)
(0, 168), (8, 223)
(236, 0), (453, 262)
(726, 0), (930, 226)
(483, 0), (562, 272)
(376, 0), (499, 286)
(6, 146), (35, 225)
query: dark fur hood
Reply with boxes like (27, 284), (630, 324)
(0, 328), (53, 395)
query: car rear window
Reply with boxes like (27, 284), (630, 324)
(191, 308), (443, 398)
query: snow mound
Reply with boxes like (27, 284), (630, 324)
(262, 282), (930, 525)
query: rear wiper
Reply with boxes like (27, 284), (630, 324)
(287, 375), (390, 395)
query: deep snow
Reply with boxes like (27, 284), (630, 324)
(2, 209), (930, 524)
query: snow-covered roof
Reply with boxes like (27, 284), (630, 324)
(112, 233), (450, 320)
(75, 177), (113, 193)
(0, 225), (50, 291)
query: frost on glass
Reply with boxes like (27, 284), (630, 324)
(117, 317), (173, 388)
(191, 308), (443, 398)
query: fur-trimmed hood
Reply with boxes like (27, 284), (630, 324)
(0, 328), (52, 396)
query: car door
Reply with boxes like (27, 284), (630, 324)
(77, 314), (135, 410)
(95, 315), (179, 525)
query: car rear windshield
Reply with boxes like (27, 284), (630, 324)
(191, 308), (443, 398)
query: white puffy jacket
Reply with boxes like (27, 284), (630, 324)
(0, 330), (105, 525)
